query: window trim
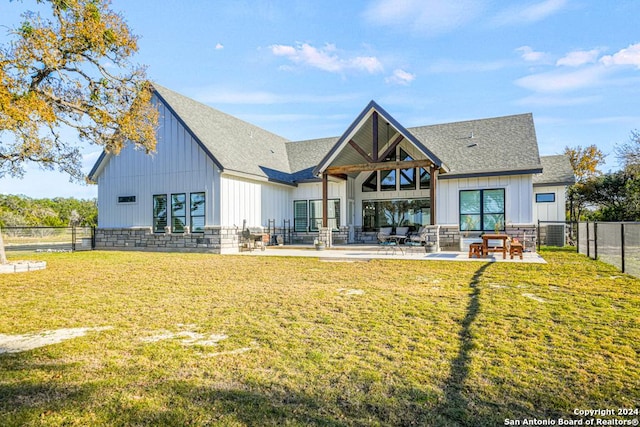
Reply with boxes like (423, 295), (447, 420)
(293, 200), (309, 232)
(189, 192), (206, 233)
(459, 188), (506, 232)
(117, 195), (136, 204)
(171, 193), (187, 233)
(535, 192), (556, 203)
(152, 194), (168, 233)
(309, 199), (340, 231)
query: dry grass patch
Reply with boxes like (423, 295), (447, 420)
(0, 248), (638, 426)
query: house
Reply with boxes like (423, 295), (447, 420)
(88, 84), (575, 253)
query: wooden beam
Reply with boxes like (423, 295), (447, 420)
(379, 134), (404, 161)
(348, 140), (373, 163)
(372, 111), (378, 161)
(325, 159), (434, 175)
(322, 172), (328, 228)
(430, 165), (437, 225)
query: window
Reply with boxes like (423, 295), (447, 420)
(171, 193), (186, 233)
(362, 199), (430, 231)
(362, 172), (377, 192)
(536, 193), (555, 203)
(118, 195), (136, 203)
(380, 169), (396, 191)
(399, 149), (416, 190)
(190, 192), (205, 232)
(459, 189), (505, 232)
(309, 200), (340, 231)
(153, 195), (167, 233)
(293, 200), (308, 232)
(419, 168), (431, 189)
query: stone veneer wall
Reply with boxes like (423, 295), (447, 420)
(95, 226), (241, 254)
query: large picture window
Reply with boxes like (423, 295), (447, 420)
(171, 193), (187, 233)
(153, 194), (167, 233)
(362, 199), (430, 231)
(459, 189), (505, 232)
(190, 192), (205, 233)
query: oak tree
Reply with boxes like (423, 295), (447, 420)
(0, 0), (158, 263)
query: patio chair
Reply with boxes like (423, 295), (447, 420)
(409, 226), (428, 244)
(379, 227), (392, 237)
(395, 226), (410, 243)
(377, 231), (398, 255)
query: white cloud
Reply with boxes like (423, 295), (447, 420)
(270, 43), (383, 74)
(515, 66), (608, 93)
(516, 46), (548, 62)
(385, 69), (416, 85)
(363, 0), (485, 36)
(493, 0), (568, 26)
(556, 49), (601, 67)
(600, 43), (640, 69)
(215, 43), (224, 50)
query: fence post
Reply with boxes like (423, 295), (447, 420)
(621, 223), (625, 273)
(537, 220), (540, 252)
(586, 222), (590, 258)
(593, 222), (598, 260)
(71, 225), (76, 251)
(576, 222), (579, 253)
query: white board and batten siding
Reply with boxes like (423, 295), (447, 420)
(219, 174), (292, 228)
(436, 175), (534, 227)
(533, 185), (567, 222)
(97, 100), (219, 228)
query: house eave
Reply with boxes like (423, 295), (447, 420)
(439, 167), (543, 180)
(222, 169), (298, 187)
(533, 180), (575, 187)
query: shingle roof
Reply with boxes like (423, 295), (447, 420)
(533, 154), (575, 186)
(408, 113), (542, 178)
(286, 137), (338, 181)
(153, 84), (292, 179)
(89, 86), (550, 186)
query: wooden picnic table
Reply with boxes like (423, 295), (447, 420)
(481, 233), (509, 259)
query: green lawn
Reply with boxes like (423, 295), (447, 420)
(0, 248), (638, 426)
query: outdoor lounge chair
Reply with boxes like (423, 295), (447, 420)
(395, 227), (410, 243)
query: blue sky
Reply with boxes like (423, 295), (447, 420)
(1, 0), (639, 199)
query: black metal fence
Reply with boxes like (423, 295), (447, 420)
(2, 226), (95, 252)
(537, 220), (577, 249)
(577, 222), (640, 277)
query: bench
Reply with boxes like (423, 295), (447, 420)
(510, 241), (523, 260)
(468, 242), (484, 258)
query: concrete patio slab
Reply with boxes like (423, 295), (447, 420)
(233, 245), (546, 263)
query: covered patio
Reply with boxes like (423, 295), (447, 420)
(311, 101), (447, 247)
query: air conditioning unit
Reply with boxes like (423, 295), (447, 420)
(546, 224), (565, 247)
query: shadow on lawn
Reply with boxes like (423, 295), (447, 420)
(436, 262), (496, 427)
(0, 358), (96, 426)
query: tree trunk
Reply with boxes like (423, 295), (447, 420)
(0, 228), (7, 264)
